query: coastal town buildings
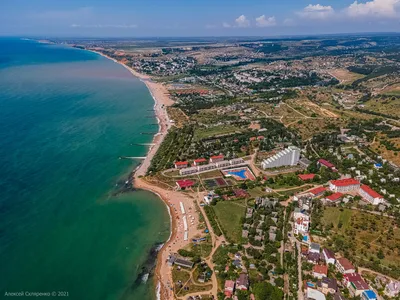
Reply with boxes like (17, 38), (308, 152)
(336, 257), (356, 274)
(261, 146), (300, 169)
(358, 184), (384, 205)
(329, 178), (360, 193)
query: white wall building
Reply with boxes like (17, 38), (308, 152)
(261, 146), (300, 169)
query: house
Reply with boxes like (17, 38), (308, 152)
(358, 185), (384, 205)
(193, 158), (207, 166)
(343, 273), (363, 288)
(309, 186), (327, 198)
(385, 281), (400, 298)
(318, 159), (336, 171)
(361, 290), (377, 300)
(294, 194), (313, 211)
(318, 277), (338, 294)
(224, 280), (235, 297)
(349, 278), (369, 297)
(294, 217), (310, 235)
(173, 257), (194, 269)
(179, 166), (198, 176)
(336, 257), (355, 274)
(325, 192), (344, 204)
(197, 163), (216, 172)
(298, 174), (316, 181)
(215, 160), (231, 168)
(176, 179), (195, 190)
(236, 273), (249, 290)
(322, 248), (336, 265)
(174, 161), (188, 169)
(299, 157), (312, 168)
(308, 252), (321, 264)
(307, 288), (326, 300)
(242, 230), (249, 238)
(210, 154), (224, 163)
(313, 265), (328, 279)
(310, 242), (321, 254)
(329, 178), (360, 193)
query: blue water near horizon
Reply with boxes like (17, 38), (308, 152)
(0, 38), (170, 300)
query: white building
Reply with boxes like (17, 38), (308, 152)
(329, 178), (360, 193)
(358, 185), (384, 205)
(179, 166), (198, 176)
(261, 146), (300, 169)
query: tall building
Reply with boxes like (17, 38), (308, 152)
(261, 146), (300, 169)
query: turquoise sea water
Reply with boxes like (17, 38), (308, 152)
(0, 38), (170, 300)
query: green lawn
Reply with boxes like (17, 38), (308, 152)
(322, 207), (352, 230)
(194, 125), (241, 141)
(213, 200), (246, 243)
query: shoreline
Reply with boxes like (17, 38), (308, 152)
(87, 49), (179, 300)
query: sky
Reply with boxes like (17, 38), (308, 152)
(1, 0), (400, 37)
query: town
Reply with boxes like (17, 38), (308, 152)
(65, 34), (400, 300)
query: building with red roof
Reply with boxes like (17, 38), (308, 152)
(318, 159), (336, 171)
(298, 174), (316, 181)
(174, 161), (188, 169)
(224, 280), (235, 297)
(358, 184), (384, 205)
(313, 265), (328, 279)
(309, 186), (326, 197)
(193, 158), (207, 166)
(249, 137), (256, 142)
(257, 136), (265, 140)
(176, 179), (195, 190)
(325, 192), (344, 203)
(336, 257), (355, 274)
(329, 178), (360, 193)
(209, 154), (224, 163)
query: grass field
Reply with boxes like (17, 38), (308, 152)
(194, 124), (242, 141)
(365, 97), (400, 118)
(213, 200), (246, 243)
(320, 207), (400, 278)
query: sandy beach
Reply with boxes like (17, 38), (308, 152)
(88, 49), (197, 300)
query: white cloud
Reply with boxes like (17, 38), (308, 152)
(283, 18), (296, 26)
(222, 22), (231, 28)
(255, 15), (277, 27)
(71, 24), (138, 28)
(346, 0), (400, 18)
(235, 15), (250, 27)
(298, 4), (335, 19)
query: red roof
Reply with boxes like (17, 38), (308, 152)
(313, 265), (328, 275)
(175, 161), (188, 166)
(326, 192), (344, 202)
(249, 137), (256, 141)
(344, 273), (362, 283)
(337, 257), (355, 271)
(298, 174), (315, 181)
(309, 186), (326, 196)
(224, 280), (235, 289)
(210, 155), (224, 160)
(360, 184), (382, 199)
(331, 178), (360, 187)
(176, 179), (195, 189)
(194, 158), (207, 163)
(257, 136), (265, 140)
(318, 159), (335, 168)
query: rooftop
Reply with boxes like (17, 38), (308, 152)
(326, 192), (344, 202)
(337, 257), (355, 270)
(309, 186), (326, 195)
(298, 173), (316, 181)
(330, 178), (360, 187)
(360, 184), (382, 199)
(318, 158), (335, 168)
(176, 179), (195, 188)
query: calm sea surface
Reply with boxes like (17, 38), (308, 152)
(0, 38), (170, 300)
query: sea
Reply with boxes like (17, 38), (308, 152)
(0, 38), (171, 300)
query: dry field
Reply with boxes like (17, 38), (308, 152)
(328, 68), (364, 84)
